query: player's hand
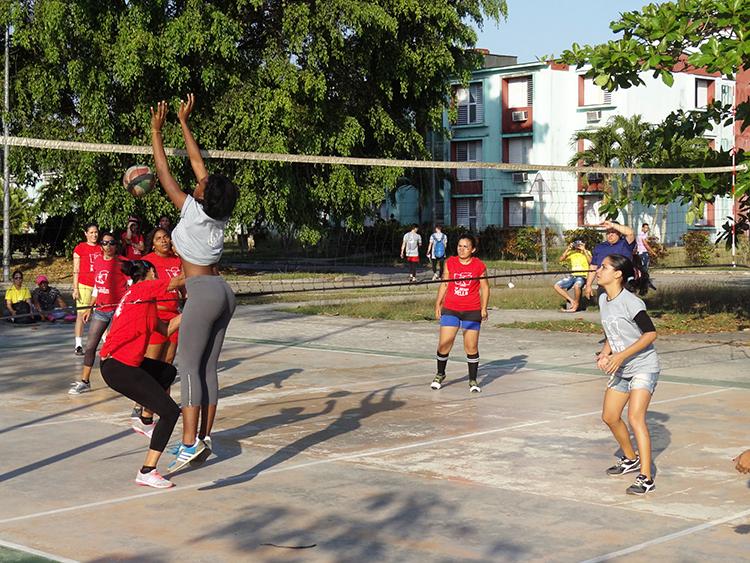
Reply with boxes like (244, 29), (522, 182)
(72, 287), (79, 301)
(82, 309), (91, 324)
(178, 93), (195, 123)
(150, 100), (168, 132)
(605, 352), (625, 375)
(596, 353), (609, 372)
(734, 450), (750, 474)
(481, 308), (488, 321)
(435, 306), (442, 320)
(584, 285), (593, 299)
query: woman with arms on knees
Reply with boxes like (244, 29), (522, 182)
(150, 94), (238, 472)
(72, 223), (102, 355)
(431, 234), (489, 393)
(99, 260), (184, 488)
(596, 254), (660, 495)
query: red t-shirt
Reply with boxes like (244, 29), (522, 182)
(92, 256), (129, 313)
(121, 232), (145, 260)
(142, 252), (182, 313)
(100, 279), (170, 367)
(74, 242), (102, 287)
(443, 256), (486, 311)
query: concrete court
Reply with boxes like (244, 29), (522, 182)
(1, 305), (749, 563)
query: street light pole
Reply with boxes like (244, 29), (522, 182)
(2, 25), (10, 283)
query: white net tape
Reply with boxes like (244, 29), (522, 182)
(2, 136), (745, 175)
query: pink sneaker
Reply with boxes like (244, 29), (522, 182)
(131, 419), (155, 439)
(135, 469), (174, 488)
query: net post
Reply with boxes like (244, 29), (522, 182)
(2, 25), (10, 283)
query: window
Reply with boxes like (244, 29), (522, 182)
(507, 77), (533, 108)
(508, 137), (532, 164)
(506, 197), (534, 227)
(721, 84), (734, 106)
(455, 82), (484, 125)
(580, 195), (603, 226)
(455, 198), (482, 231)
(695, 78), (711, 109)
(582, 77), (612, 106)
(454, 140), (482, 181)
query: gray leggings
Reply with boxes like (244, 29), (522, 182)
(178, 276), (236, 407)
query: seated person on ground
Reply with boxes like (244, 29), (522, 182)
(5, 270), (37, 324)
(32, 275), (74, 322)
(553, 240), (591, 313)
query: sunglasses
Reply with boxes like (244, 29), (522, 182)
(12, 276), (22, 280)
(100, 240), (117, 246)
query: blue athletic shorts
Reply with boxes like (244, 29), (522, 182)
(439, 308), (482, 332)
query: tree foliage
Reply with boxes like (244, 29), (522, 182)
(556, 0), (749, 238)
(0, 0), (505, 246)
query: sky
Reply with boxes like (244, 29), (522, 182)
(474, 0), (659, 63)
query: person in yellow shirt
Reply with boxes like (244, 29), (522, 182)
(4, 270), (36, 324)
(553, 240), (592, 313)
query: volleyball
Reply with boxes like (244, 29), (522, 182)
(123, 165), (155, 197)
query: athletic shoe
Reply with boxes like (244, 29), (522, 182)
(131, 418), (155, 439)
(469, 379), (481, 393)
(135, 469), (174, 489)
(626, 474), (655, 495)
(606, 455), (640, 476)
(430, 374), (446, 390)
(190, 437), (212, 466)
(167, 441), (206, 474)
(68, 380), (91, 395)
(431, 273), (439, 281)
(130, 406), (143, 420)
(74, 346), (84, 356)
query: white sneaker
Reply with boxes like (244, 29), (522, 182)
(135, 469), (174, 489)
(432, 273), (439, 281)
(131, 419), (155, 439)
(68, 381), (91, 395)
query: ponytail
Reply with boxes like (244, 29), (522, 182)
(120, 259), (155, 283)
(607, 253), (650, 296)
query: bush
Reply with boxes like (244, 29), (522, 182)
(503, 227), (557, 260)
(681, 230), (713, 265)
(646, 236), (668, 267)
(563, 228), (602, 252)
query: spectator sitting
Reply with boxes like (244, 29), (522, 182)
(553, 240), (591, 313)
(4, 270), (37, 324)
(32, 275), (75, 322)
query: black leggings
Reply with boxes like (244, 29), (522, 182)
(101, 357), (180, 452)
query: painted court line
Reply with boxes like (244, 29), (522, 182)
(0, 538), (78, 563)
(0, 386), (732, 526)
(581, 507), (750, 563)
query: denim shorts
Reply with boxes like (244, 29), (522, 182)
(92, 309), (114, 323)
(555, 275), (585, 290)
(440, 308), (482, 332)
(607, 372), (659, 394)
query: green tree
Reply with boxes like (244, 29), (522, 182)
(556, 0), (749, 236)
(0, 0), (505, 247)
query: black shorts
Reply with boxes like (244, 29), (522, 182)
(440, 308), (482, 331)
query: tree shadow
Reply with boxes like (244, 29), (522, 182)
(188, 490), (526, 561)
(199, 385), (406, 490)
(735, 524), (750, 535)
(440, 354), (528, 390)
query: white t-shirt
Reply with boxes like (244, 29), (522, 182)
(402, 232), (421, 257)
(171, 195), (227, 266)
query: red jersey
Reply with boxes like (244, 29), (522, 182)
(121, 232), (145, 260)
(443, 256), (486, 311)
(142, 252), (182, 313)
(91, 256), (129, 313)
(73, 242), (102, 287)
(100, 279), (170, 367)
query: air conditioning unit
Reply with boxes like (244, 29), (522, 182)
(586, 110), (602, 123)
(511, 110), (528, 122)
(512, 172), (528, 184)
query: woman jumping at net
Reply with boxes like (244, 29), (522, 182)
(99, 260), (184, 488)
(151, 94), (238, 473)
(431, 233), (489, 393)
(596, 253), (660, 496)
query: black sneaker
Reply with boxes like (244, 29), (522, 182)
(74, 346), (84, 356)
(606, 455), (640, 476)
(469, 379), (481, 393)
(626, 473), (655, 495)
(430, 374), (446, 390)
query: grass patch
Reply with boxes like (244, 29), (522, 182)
(497, 312), (749, 335)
